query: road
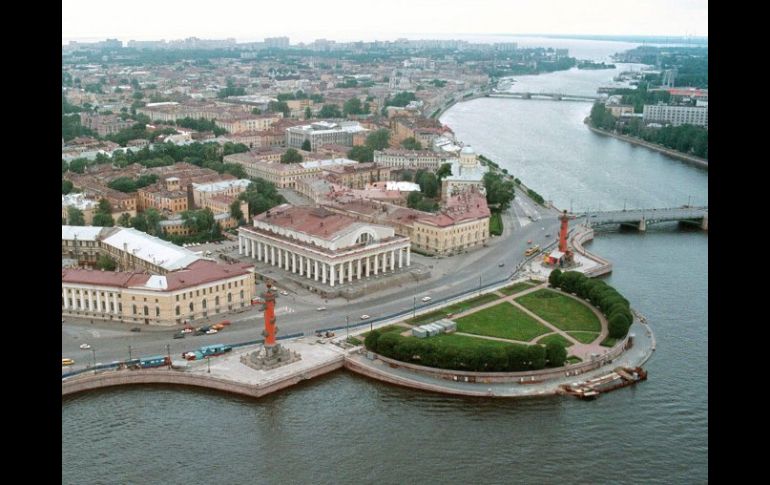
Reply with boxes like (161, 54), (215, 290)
(62, 191), (561, 372)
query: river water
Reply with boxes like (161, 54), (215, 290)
(62, 48), (708, 485)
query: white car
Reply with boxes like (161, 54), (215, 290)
(360, 314), (371, 320)
(79, 343), (91, 350)
(421, 296), (432, 302)
(205, 329), (218, 334)
(317, 307), (327, 311)
(280, 291), (289, 296)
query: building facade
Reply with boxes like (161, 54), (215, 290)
(642, 104), (708, 128)
(286, 121), (368, 151)
(237, 205), (411, 288)
(373, 149), (454, 170)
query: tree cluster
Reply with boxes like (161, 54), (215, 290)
(238, 178), (286, 217)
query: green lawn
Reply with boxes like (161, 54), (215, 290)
(489, 213), (503, 236)
(566, 356), (583, 364)
(536, 333), (573, 348)
(427, 333), (529, 352)
(406, 293), (500, 325)
(515, 289), (601, 332)
(601, 337), (619, 347)
(456, 302), (551, 342)
(567, 331), (600, 344)
(499, 282), (535, 296)
(360, 324), (409, 338)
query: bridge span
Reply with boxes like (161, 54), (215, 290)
(489, 92), (603, 102)
(574, 206), (708, 231)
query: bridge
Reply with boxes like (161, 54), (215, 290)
(489, 92), (603, 102)
(574, 206), (708, 231)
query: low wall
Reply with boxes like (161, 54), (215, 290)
(62, 357), (345, 399)
(571, 226), (613, 277)
(586, 124), (708, 169)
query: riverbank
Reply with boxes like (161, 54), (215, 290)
(585, 123), (709, 170)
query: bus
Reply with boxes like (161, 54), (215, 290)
(524, 245), (541, 256)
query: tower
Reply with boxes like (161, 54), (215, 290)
(262, 280), (277, 347)
(559, 210), (569, 253)
(241, 279), (301, 370)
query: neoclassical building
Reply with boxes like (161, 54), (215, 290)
(441, 146), (488, 200)
(238, 204), (411, 287)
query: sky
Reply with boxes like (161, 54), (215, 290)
(62, 0), (708, 44)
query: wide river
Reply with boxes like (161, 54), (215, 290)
(62, 42), (708, 484)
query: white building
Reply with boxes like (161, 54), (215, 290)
(441, 146), (488, 200)
(238, 205), (412, 288)
(373, 149), (456, 170)
(286, 121), (368, 150)
(642, 105), (708, 128)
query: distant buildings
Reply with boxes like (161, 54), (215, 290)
(374, 149), (455, 171)
(285, 121), (368, 151)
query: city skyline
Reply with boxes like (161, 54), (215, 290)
(63, 0), (708, 43)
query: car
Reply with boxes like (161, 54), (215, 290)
(498, 263), (505, 267)
(181, 327), (194, 334)
(62, 358), (74, 366)
(205, 329), (218, 334)
(421, 296), (432, 302)
(131, 327), (141, 332)
(545, 233), (551, 238)
(360, 314), (371, 320)
(280, 291), (289, 296)
(527, 240), (532, 244)
(173, 332), (185, 339)
(317, 307), (327, 311)
(79, 343), (91, 350)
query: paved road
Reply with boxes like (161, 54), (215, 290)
(62, 191), (562, 372)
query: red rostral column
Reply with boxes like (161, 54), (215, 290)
(262, 280), (277, 347)
(559, 210), (569, 253)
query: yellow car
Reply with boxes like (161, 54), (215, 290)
(62, 358), (74, 366)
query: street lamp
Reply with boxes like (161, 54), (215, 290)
(128, 345), (132, 361)
(91, 348), (96, 367)
(207, 356), (210, 374)
(478, 274), (482, 296)
(166, 344), (171, 368)
(345, 315), (349, 340)
(413, 296), (416, 318)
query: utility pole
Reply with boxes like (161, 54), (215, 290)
(128, 345), (132, 361)
(478, 274), (482, 296)
(166, 344), (171, 367)
(413, 296), (416, 318)
(91, 348), (96, 367)
(346, 315), (349, 340)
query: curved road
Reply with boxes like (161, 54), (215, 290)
(62, 192), (561, 372)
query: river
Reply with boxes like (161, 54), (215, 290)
(62, 46), (708, 485)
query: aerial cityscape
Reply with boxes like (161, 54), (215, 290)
(62, 1), (708, 483)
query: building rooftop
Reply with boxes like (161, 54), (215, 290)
(101, 227), (202, 271)
(62, 225), (106, 241)
(192, 179), (251, 193)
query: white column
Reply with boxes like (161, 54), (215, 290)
(322, 263), (327, 284)
(238, 236), (243, 255)
(299, 255), (304, 276)
(271, 246), (276, 265)
(244, 239), (250, 257)
(292, 253), (297, 273)
(399, 248), (403, 268)
(79, 289), (85, 310)
(374, 253), (379, 275)
(113, 293), (118, 315)
(63, 288), (69, 309)
(251, 240), (257, 260)
(263, 243), (268, 261)
(338, 264), (343, 284)
(391, 250), (396, 271)
(357, 259), (362, 280)
(285, 250), (290, 270)
(255, 242), (261, 261)
(88, 290), (94, 312)
(406, 247), (411, 266)
(96, 291), (101, 313)
(348, 260), (353, 282)
(314, 260), (319, 281)
(366, 257), (370, 277)
(330, 263), (335, 287)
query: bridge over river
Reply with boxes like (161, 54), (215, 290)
(573, 206), (708, 231)
(489, 92), (604, 102)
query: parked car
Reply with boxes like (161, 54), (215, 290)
(280, 291), (289, 296)
(205, 329), (219, 334)
(131, 327), (141, 332)
(79, 343), (91, 350)
(317, 307), (327, 311)
(173, 332), (185, 339)
(360, 314), (371, 320)
(421, 296), (432, 302)
(62, 358), (74, 366)
(498, 262), (505, 267)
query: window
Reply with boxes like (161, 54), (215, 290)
(189, 302), (194, 312)
(240, 290), (244, 300)
(144, 306), (149, 316)
(227, 293), (232, 303)
(156, 307), (160, 317)
(132, 305), (137, 315)
(202, 299), (207, 309)
(215, 296), (220, 306)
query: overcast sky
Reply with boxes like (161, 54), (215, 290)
(62, 0), (708, 43)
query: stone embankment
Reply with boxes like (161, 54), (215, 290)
(569, 225), (612, 277)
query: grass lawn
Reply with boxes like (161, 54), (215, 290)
(456, 302), (550, 341)
(346, 336), (363, 345)
(601, 337), (619, 347)
(499, 282), (535, 296)
(427, 333), (528, 352)
(566, 356), (583, 364)
(567, 331), (600, 344)
(536, 333), (573, 347)
(515, 289), (601, 332)
(360, 324), (409, 338)
(489, 212), (503, 236)
(406, 293), (500, 325)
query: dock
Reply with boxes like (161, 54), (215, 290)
(558, 366), (648, 400)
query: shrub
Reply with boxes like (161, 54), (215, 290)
(527, 345), (546, 370)
(549, 269), (563, 288)
(546, 342), (567, 367)
(364, 330), (381, 352)
(608, 313), (632, 339)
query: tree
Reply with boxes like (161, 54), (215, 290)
(92, 211), (114, 228)
(230, 200), (244, 222)
(401, 137), (422, 150)
(318, 104), (342, 118)
(301, 139), (312, 151)
(144, 208), (162, 236)
(67, 206), (85, 226)
(62, 179), (74, 194)
(347, 145), (373, 163)
(267, 100), (290, 116)
(365, 129), (391, 151)
(436, 163), (452, 180)
(483, 172), (516, 211)
(304, 106), (312, 120)
(415, 171), (438, 198)
(281, 148), (303, 164)
(549, 269), (563, 287)
(608, 313), (632, 339)
(96, 254), (117, 271)
(117, 213), (131, 227)
(343, 97), (363, 116)
(545, 342), (567, 367)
